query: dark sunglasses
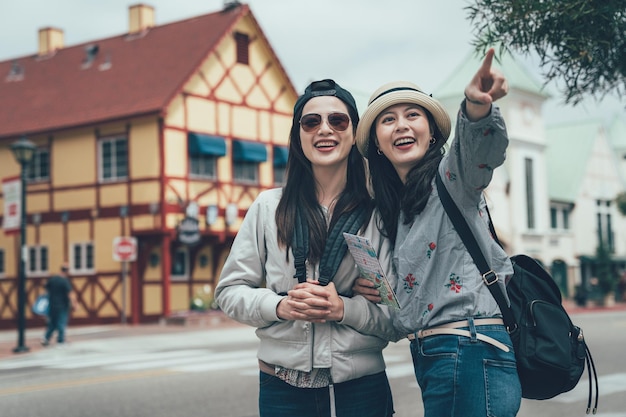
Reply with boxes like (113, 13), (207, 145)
(299, 112), (350, 133)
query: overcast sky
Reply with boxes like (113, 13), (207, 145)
(1, 0), (623, 125)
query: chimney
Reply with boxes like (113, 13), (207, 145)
(128, 4), (155, 34)
(223, 1), (242, 11)
(38, 27), (64, 56)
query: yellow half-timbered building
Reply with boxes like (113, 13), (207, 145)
(0, 2), (297, 328)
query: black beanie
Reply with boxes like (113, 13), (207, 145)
(293, 79), (359, 127)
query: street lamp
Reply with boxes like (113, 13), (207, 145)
(11, 136), (35, 353)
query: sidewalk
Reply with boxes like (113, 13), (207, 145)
(562, 298), (626, 314)
(0, 310), (243, 360)
(1, 302), (625, 360)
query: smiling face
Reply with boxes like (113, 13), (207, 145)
(300, 96), (355, 170)
(374, 103), (433, 182)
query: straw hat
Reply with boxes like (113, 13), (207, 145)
(355, 81), (451, 156)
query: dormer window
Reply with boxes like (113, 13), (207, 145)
(5, 61), (24, 82)
(82, 44), (99, 69)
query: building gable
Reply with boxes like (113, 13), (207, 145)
(0, 4), (271, 139)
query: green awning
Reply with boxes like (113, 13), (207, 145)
(233, 140), (267, 162)
(188, 133), (226, 156)
(273, 146), (289, 166)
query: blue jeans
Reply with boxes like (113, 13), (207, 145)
(259, 371), (394, 417)
(410, 319), (521, 417)
(44, 308), (69, 343)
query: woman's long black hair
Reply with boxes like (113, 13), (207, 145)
(366, 107), (446, 246)
(275, 107), (372, 264)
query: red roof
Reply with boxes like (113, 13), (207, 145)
(0, 5), (252, 139)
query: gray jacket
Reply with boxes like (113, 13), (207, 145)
(215, 188), (401, 384)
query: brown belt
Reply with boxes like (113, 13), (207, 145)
(407, 318), (509, 352)
(259, 359), (276, 376)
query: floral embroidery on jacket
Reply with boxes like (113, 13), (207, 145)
(403, 273), (417, 293)
(477, 163), (493, 171)
(422, 303), (434, 318)
(483, 128), (493, 136)
(426, 242), (436, 258)
(445, 273), (462, 293)
(445, 169), (457, 181)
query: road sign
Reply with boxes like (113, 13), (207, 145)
(113, 236), (137, 262)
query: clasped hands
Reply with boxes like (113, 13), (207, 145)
(277, 280), (344, 323)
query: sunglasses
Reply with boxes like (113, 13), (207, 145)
(299, 112), (351, 133)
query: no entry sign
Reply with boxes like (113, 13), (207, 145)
(113, 236), (137, 262)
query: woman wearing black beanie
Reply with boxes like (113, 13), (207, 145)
(216, 79), (401, 417)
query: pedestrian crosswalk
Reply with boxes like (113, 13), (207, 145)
(2, 336), (625, 414)
(0, 343), (414, 377)
(0, 347), (260, 373)
(2, 342), (625, 413)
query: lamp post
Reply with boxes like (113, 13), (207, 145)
(11, 136), (35, 353)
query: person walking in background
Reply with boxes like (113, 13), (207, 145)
(42, 262), (76, 346)
(353, 49), (522, 416)
(216, 79), (400, 417)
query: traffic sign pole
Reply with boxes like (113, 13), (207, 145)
(121, 260), (128, 324)
(113, 237), (137, 324)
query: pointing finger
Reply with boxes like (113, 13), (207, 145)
(479, 48), (495, 74)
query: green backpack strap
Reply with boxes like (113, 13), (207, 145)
(318, 204), (367, 286)
(292, 204), (368, 286)
(292, 206), (309, 283)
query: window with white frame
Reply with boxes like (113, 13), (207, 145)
(27, 147), (50, 182)
(99, 136), (128, 182)
(188, 133), (226, 180)
(596, 200), (615, 252)
(273, 165), (286, 185)
(190, 155), (218, 179)
(71, 242), (95, 273)
(232, 140), (267, 184)
(273, 145), (288, 186)
(233, 161), (258, 183)
(524, 157), (535, 230)
(27, 245), (48, 276)
(170, 247), (189, 280)
(0, 249), (5, 277)
(550, 203), (571, 230)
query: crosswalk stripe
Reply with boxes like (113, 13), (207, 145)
(385, 363), (415, 379)
(0, 352), (109, 370)
(550, 373), (626, 404)
(173, 356), (259, 372)
(108, 349), (257, 371)
(48, 349), (209, 369)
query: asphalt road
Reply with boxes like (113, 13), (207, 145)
(0, 310), (625, 417)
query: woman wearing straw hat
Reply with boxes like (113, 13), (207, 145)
(216, 79), (400, 417)
(353, 49), (522, 416)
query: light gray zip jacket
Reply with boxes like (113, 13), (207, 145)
(215, 188), (402, 384)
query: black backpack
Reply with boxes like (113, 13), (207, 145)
(436, 171), (598, 412)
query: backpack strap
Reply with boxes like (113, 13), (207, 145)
(292, 204), (368, 286)
(435, 170), (517, 330)
(292, 206), (309, 283)
(318, 204), (368, 285)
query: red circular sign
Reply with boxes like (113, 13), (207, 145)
(113, 237), (137, 261)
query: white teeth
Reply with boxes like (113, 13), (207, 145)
(315, 141), (337, 148)
(394, 138), (415, 146)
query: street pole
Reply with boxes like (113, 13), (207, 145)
(121, 260), (127, 324)
(11, 136), (35, 354)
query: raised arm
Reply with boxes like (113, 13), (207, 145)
(464, 48), (508, 121)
